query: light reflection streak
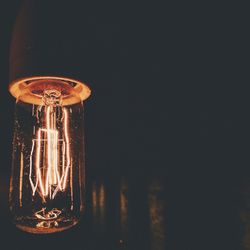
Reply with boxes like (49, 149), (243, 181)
(99, 183), (105, 221)
(148, 179), (165, 250)
(92, 180), (106, 229)
(120, 179), (128, 235)
(19, 151), (24, 207)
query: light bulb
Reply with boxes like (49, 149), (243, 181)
(9, 76), (91, 234)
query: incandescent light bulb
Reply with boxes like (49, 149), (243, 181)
(9, 76), (91, 233)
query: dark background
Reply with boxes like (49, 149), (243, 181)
(0, 1), (249, 249)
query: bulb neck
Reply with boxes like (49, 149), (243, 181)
(9, 76), (91, 106)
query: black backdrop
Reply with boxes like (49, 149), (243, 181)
(0, 1), (249, 250)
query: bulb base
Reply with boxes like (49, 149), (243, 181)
(9, 76), (91, 105)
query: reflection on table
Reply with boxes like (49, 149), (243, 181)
(0, 174), (166, 250)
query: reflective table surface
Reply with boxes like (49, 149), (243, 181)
(0, 174), (166, 250)
(1, 173), (250, 250)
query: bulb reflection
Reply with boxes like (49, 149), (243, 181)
(148, 179), (165, 250)
(92, 180), (106, 229)
(120, 179), (128, 235)
(89, 177), (166, 249)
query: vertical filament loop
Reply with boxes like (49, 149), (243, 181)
(29, 89), (71, 200)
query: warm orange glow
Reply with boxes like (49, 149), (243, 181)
(29, 106), (71, 201)
(120, 180), (128, 227)
(9, 76), (91, 106)
(9, 77), (88, 234)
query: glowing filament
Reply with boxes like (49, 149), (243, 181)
(29, 105), (71, 200)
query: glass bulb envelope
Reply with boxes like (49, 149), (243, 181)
(9, 76), (91, 234)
